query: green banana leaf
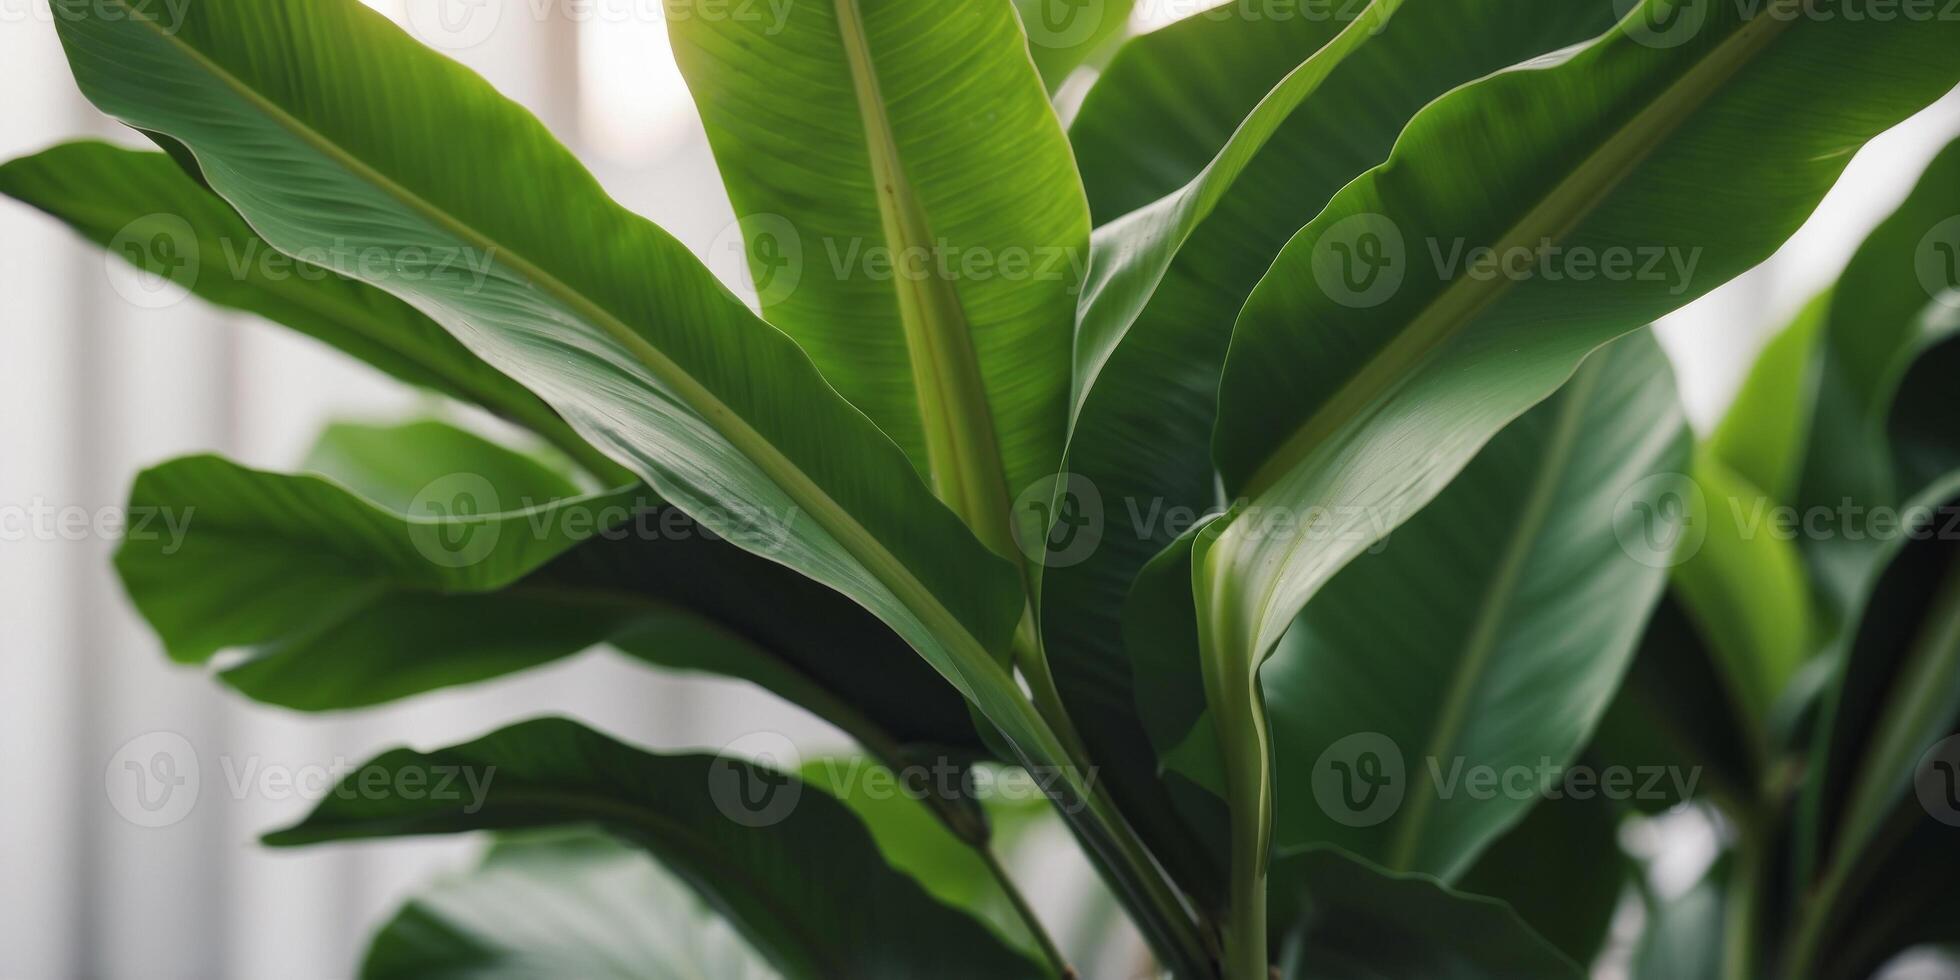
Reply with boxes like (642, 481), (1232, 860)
(50, 0), (1076, 787)
(1270, 848), (1581, 980)
(116, 419), (986, 755)
(268, 718), (1046, 979)
(667, 0), (1087, 556)
(1128, 333), (1690, 884)
(1259, 333), (1687, 878)
(1453, 793), (1628, 968)
(361, 830), (777, 980)
(1192, 11), (1960, 838)
(0, 141), (617, 480)
(1042, 0), (1616, 907)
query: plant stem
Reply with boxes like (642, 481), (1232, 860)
(978, 844), (1075, 978)
(1723, 827), (1763, 980)
(994, 693), (1215, 978)
(1014, 608), (1093, 769)
(1199, 529), (1273, 980)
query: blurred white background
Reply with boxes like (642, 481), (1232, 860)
(0, 0), (1956, 977)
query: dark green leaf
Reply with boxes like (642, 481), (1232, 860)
(1202, 0), (1960, 693)
(1045, 0), (1615, 908)
(1270, 848), (1581, 980)
(54, 0), (1046, 768)
(1454, 794), (1628, 968)
(117, 420), (985, 754)
(269, 717), (1047, 979)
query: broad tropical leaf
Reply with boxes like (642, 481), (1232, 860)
(361, 830), (777, 980)
(1129, 334), (1690, 884)
(268, 718), (1047, 979)
(1453, 794), (1628, 968)
(1043, 0), (1616, 907)
(1258, 333), (1687, 877)
(117, 420), (987, 754)
(1269, 849), (1581, 980)
(50, 0), (1066, 781)
(0, 141), (618, 480)
(668, 0), (1087, 556)
(1200, 0), (1960, 728)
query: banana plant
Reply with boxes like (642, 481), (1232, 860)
(6, 0), (1959, 976)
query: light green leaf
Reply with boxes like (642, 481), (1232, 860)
(668, 0), (1087, 557)
(51, 0), (1053, 770)
(801, 757), (1052, 961)
(361, 830), (777, 980)
(1270, 848), (1581, 980)
(0, 141), (617, 480)
(1043, 0), (1615, 908)
(1201, 0), (1960, 699)
(116, 420), (988, 756)
(268, 718), (1047, 979)
(1669, 448), (1814, 731)
(1706, 290), (1830, 503)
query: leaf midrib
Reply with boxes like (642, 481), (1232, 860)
(1238, 1), (1799, 501)
(832, 0), (1017, 559)
(110, 1), (1010, 697)
(1382, 356), (1603, 874)
(1225, 2), (1799, 659)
